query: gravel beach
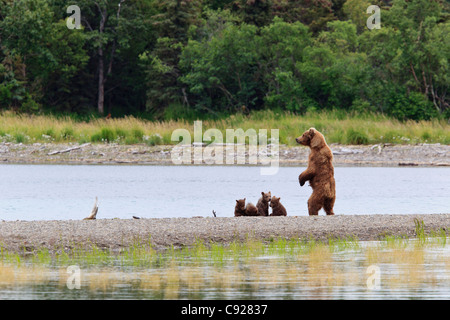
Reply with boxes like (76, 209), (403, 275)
(0, 214), (449, 254)
(0, 142), (449, 166)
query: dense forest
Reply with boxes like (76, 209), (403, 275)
(0, 0), (449, 120)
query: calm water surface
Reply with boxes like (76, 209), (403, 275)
(0, 165), (449, 220)
(0, 239), (449, 299)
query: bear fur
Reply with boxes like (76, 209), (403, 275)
(296, 128), (336, 216)
(269, 196), (287, 216)
(256, 191), (271, 216)
(245, 202), (259, 216)
(234, 198), (258, 216)
(234, 199), (247, 217)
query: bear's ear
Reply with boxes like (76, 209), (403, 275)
(310, 129), (324, 149)
(236, 199), (239, 203)
(309, 128), (315, 136)
(261, 191), (264, 195)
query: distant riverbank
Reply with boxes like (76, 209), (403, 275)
(0, 214), (449, 254)
(0, 141), (449, 167)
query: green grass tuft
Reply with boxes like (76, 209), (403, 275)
(0, 110), (449, 146)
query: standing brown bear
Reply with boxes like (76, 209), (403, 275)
(296, 128), (336, 216)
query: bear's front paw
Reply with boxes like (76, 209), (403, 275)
(299, 175), (305, 187)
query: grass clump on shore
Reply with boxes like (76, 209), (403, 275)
(0, 231), (447, 268)
(0, 110), (449, 146)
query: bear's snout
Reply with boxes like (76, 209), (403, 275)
(296, 137), (306, 145)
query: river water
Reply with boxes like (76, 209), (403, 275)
(1, 238), (449, 300)
(0, 164), (448, 220)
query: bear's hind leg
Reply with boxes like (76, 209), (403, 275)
(307, 193), (323, 216)
(323, 197), (335, 216)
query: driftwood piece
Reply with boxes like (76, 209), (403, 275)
(48, 143), (91, 156)
(83, 197), (98, 220)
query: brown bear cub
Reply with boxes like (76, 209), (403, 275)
(296, 128), (336, 216)
(245, 202), (259, 216)
(256, 191), (271, 216)
(234, 198), (258, 216)
(269, 196), (287, 216)
(234, 199), (247, 217)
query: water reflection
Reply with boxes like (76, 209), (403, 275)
(1, 238), (449, 299)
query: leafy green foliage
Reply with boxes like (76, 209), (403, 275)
(0, 0), (448, 120)
(180, 21), (262, 113)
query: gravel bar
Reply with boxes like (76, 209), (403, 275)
(1, 142), (449, 166)
(1, 214), (449, 254)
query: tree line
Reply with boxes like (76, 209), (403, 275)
(0, 0), (448, 121)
